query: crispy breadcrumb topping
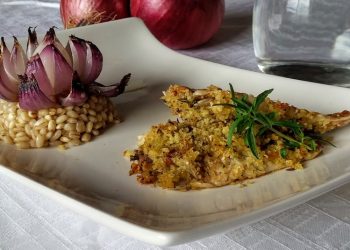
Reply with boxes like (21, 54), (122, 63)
(126, 84), (350, 190)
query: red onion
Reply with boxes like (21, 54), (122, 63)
(26, 55), (55, 100)
(1, 37), (22, 85)
(88, 73), (131, 97)
(130, 0), (225, 49)
(60, 0), (130, 29)
(19, 75), (58, 111)
(39, 44), (73, 96)
(26, 27), (38, 59)
(0, 77), (17, 101)
(0, 27), (131, 110)
(11, 37), (27, 75)
(60, 73), (88, 106)
(0, 51), (18, 98)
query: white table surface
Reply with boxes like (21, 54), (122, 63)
(0, 0), (350, 249)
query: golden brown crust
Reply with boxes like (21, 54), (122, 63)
(163, 85), (350, 134)
(126, 84), (350, 190)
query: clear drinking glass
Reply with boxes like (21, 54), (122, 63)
(253, 0), (350, 86)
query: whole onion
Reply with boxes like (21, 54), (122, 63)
(130, 0), (225, 49)
(60, 0), (130, 29)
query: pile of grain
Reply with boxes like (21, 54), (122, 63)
(0, 95), (119, 149)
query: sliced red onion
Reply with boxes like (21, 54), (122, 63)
(10, 37), (27, 75)
(26, 27), (38, 59)
(26, 54), (55, 100)
(0, 76), (18, 101)
(0, 93), (9, 101)
(33, 27), (73, 67)
(0, 56), (18, 94)
(19, 75), (57, 111)
(1, 37), (19, 83)
(82, 41), (103, 84)
(60, 73), (88, 106)
(39, 44), (73, 96)
(88, 73), (130, 97)
(0, 26), (127, 111)
(66, 35), (87, 82)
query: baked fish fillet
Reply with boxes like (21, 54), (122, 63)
(163, 84), (350, 134)
(127, 84), (350, 190)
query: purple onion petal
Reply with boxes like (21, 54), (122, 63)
(33, 27), (55, 55)
(88, 73), (130, 97)
(26, 27), (39, 59)
(33, 27), (72, 67)
(19, 75), (57, 111)
(26, 54), (55, 101)
(0, 76), (18, 101)
(39, 44), (73, 96)
(0, 57), (19, 94)
(42, 27), (55, 44)
(60, 73), (88, 106)
(10, 37), (27, 75)
(67, 35), (87, 82)
(83, 41), (103, 84)
(1, 37), (19, 83)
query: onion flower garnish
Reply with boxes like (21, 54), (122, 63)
(0, 27), (130, 111)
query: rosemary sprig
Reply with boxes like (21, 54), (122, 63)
(216, 84), (325, 159)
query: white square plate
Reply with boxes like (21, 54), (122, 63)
(1, 18), (350, 246)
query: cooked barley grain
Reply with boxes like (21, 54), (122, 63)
(0, 96), (119, 149)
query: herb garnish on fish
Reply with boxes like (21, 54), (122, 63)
(216, 84), (329, 158)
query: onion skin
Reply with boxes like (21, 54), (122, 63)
(88, 73), (130, 97)
(67, 36), (88, 82)
(0, 77), (17, 101)
(39, 44), (73, 96)
(19, 75), (58, 111)
(1, 38), (19, 83)
(34, 28), (73, 67)
(60, 73), (88, 106)
(26, 55), (55, 100)
(60, 0), (130, 29)
(82, 41), (103, 84)
(26, 27), (38, 59)
(11, 37), (27, 76)
(130, 0), (225, 49)
(0, 57), (19, 95)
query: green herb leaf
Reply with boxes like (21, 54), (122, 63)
(215, 84), (333, 158)
(236, 117), (251, 134)
(257, 126), (269, 137)
(255, 113), (273, 128)
(247, 125), (259, 158)
(309, 139), (317, 151)
(302, 136), (315, 150)
(233, 97), (251, 110)
(284, 140), (300, 149)
(253, 89), (273, 111)
(229, 83), (235, 102)
(280, 148), (287, 159)
(242, 94), (249, 103)
(227, 117), (242, 146)
(273, 120), (300, 129)
(305, 133), (336, 148)
(267, 112), (276, 120)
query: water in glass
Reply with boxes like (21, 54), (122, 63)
(253, 0), (350, 86)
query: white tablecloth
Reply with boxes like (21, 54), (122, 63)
(0, 0), (349, 249)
